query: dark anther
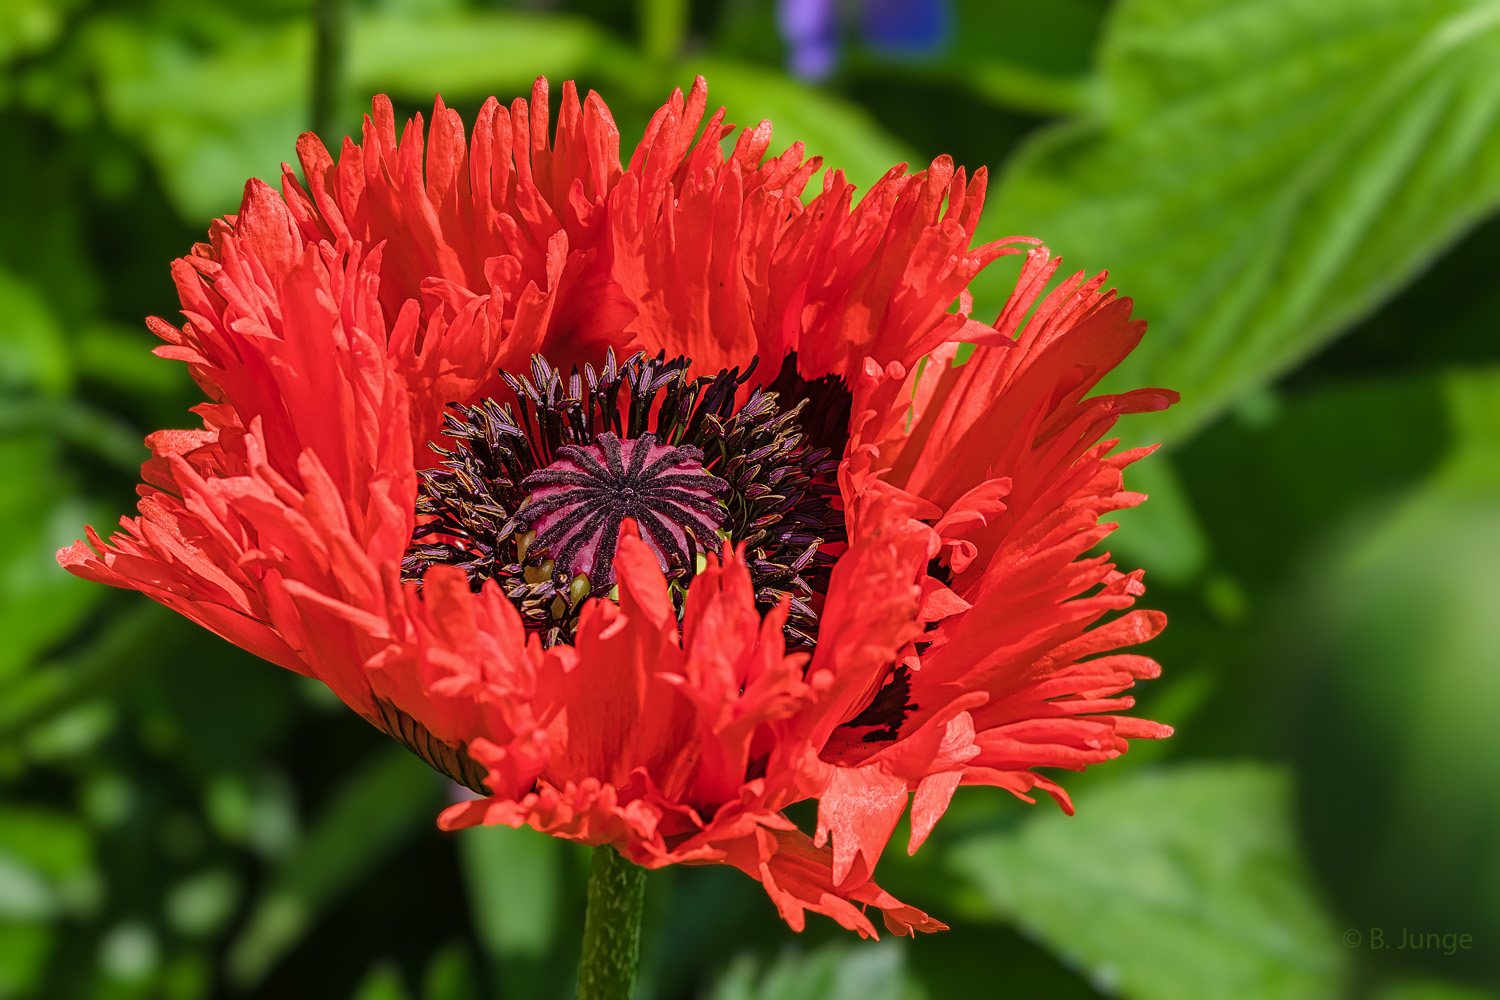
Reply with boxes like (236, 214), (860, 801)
(765, 353), (854, 461)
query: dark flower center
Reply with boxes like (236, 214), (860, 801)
(519, 432), (728, 586)
(403, 350), (849, 649)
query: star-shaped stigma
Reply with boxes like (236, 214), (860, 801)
(519, 432), (729, 586)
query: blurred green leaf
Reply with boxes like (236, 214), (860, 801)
(1276, 368), (1500, 973)
(0, 266), (71, 395)
(23, 699), (116, 762)
(458, 823), (560, 961)
(0, 434), (107, 687)
(227, 747), (446, 988)
(165, 868), (241, 939)
(1106, 452), (1210, 586)
(1375, 982), (1498, 1000)
(0, 396), (147, 471)
(1438, 364), (1500, 492)
(0, 0), (77, 66)
(1172, 371), (1450, 590)
(160, 952), (212, 1000)
(707, 940), (922, 1000)
(936, 0), (1101, 115)
(88, 7), (647, 222)
(0, 806), (98, 921)
(138, 634), (301, 780)
(74, 322), (190, 396)
(963, 61), (1088, 118)
(949, 0), (1102, 78)
(639, 0), (689, 65)
(88, 14), (309, 221)
(0, 806), (91, 882)
(0, 922), (51, 999)
(457, 823), (568, 999)
(0, 857), (53, 921)
(421, 942), (477, 1000)
(98, 921), (161, 985)
(979, 0), (1500, 444)
(78, 772), (135, 829)
(347, 9), (640, 104)
(949, 763), (1346, 1000)
(354, 961), (413, 1000)
(0, 604), (167, 740)
(204, 770), (299, 858)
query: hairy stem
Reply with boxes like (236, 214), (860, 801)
(576, 846), (648, 1000)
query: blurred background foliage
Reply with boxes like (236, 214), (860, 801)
(1, 0), (1498, 996)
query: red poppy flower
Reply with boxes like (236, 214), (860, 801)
(59, 77), (1175, 938)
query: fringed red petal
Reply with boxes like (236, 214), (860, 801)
(59, 79), (1174, 936)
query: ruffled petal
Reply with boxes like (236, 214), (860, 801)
(58, 82), (1173, 939)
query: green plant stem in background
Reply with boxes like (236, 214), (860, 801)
(311, 0), (346, 139)
(576, 846), (647, 1000)
(639, 0), (687, 64)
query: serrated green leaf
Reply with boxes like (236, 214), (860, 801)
(978, 0), (1500, 445)
(949, 763), (1346, 1000)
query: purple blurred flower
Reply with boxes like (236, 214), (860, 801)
(777, 0), (840, 80)
(777, 0), (951, 81)
(861, 0), (950, 54)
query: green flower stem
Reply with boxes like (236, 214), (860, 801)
(310, 0), (346, 139)
(639, 0), (688, 64)
(577, 845), (647, 1000)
